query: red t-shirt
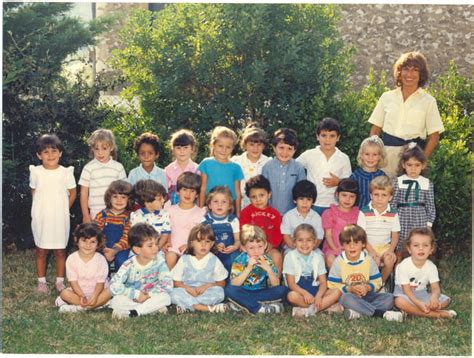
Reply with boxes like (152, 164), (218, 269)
(240, 205), (283, 248)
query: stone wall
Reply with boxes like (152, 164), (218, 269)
(337, 4), (473, 87)
(94, 3), (473, 89)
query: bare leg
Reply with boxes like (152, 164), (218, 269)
(287, 291), (312, 308)
(381, 253), (396, 283)
(395, 297), (453, 318)
(325, 254), (336, 270)
(36, 247), (49, 278)
(53, 249), (66, 278)
(318, 288), (343, 312)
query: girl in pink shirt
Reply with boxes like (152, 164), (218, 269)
(164, 129), (199, 205)
(55, 223), (111, 313)
(322, 179), (360, 269)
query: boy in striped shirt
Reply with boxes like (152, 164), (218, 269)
(357, 176), (399, 284)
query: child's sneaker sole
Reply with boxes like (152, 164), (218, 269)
(227, 298), (250, 314)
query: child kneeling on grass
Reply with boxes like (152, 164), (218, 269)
(225, 224), (288, 314)
(55, 223), (111, 313)
(284, 224), (342, 318)
(394, 228), (456, 319)
(109, 223), (173, 319)
(170, 223), (228, 314)
(327, 224), (404, 322)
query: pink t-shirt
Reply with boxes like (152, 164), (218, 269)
(322, 204), (360, 256)
(65, 251), (109, 297)
(164, 160), (199, 190)
(167, 204), (206, 255)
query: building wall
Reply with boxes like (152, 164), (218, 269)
(94, 3), (472, 89)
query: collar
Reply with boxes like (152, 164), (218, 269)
(141, 207), (161, 216)
(140, 163), (158, 174)
(398, 174), (430, 190)
(341, 250), (367, 265)
(368, 201), (391, 216)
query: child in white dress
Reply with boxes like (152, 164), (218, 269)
(170, 223), (228, 313)
(55, 223), (111, 312)
(29, 134), (76, 293)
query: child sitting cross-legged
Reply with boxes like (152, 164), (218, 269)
(170, 223), (228, 314)
(284, 224), (342, 318)
(327, 224), (404, 322)
(109, 223), (173, 319)
(131, 179), (171, 251)
(55, 223), (111, 313)
(225, 224), (288, 314)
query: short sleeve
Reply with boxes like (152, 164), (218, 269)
(296, 162), (306, 181)
(281, 213), (292, 235)
(230, 217), (240, 233)
(78, 164), (91, 187)
(340, 154), (352, 179)
(392, 213), (401, 232)
(395, 260), (410, 286)
(357, 211), (367, 230)
(171, 257), (185, 281)
(425, 97), (444, 135)
(282, 253), (295, 275)
(213, 257), (229, 281)
(296, 150), (309, 169)
(367, 94), (387, 127)
(95, 254), (109, 283)
(29, 165), (38, 189)
(234, 163), (244, 181)
(66, 166), (76, 189)
(427, 261), (440, 284)
(315, 254), (327, 277)
(161, 211), (171, 233)
(197, 159), (209, 176)
(322, 209), (334, 230)
(65, 254), (78, 281)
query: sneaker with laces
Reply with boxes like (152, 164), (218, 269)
(326, 303), (344, 314)
(112, 309), (132, 319)
(208, 303), (228, 313)
(59, 304), (84, 313)
(268, 302), (284, 313)
(292, 307), (309, 317)
(383, 310), (404, 322)
(227, 299), (250, 314)
(176, 305), (190, 314)
(36, 282), (48, 294)
(344, 308), (362, 320)
(157, 306), (168, 314)
(55, 281), (66, 292)
(447, 310), (457, 318)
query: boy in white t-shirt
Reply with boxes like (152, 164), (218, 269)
(296, 117), (351, 216)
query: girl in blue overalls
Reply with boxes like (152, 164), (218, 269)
(202, 186), (241, 276)
(170, 223), (228, 313)
(94, 180), (132, 271)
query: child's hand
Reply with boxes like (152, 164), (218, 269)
(178, 244), (187, 254)
(216, 243), (226, 253)
(302, 290), (315, 305)
(82, 214), (92, 224)
(136, 291), (150, 303)
(79, 296), (88, 307)
(247, 257), (258, 270)
(383, 251), (397, 265)
(314, 296), (323, 310)
(161, 241), (171, 253)
(414, 299), (430, 313)
(103, 248), (117, 262)
(428, 296), (441, 311)
(222, 244), (238, 254)
(371, 254), (381, 267)
(86, 295), (98, 308)
(322, 173), (340, 188)
(185, 286), (199, 297)
(256, 256), (272, 273)
(195, 283), (211, 295)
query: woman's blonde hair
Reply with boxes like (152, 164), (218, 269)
(87, 128), (118, 160)
(240, 224), (267, 246)
(210, 126), (237, 156)
(357, 135), (386, 168)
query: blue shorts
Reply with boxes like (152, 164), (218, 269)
(296, 276), (320, 296)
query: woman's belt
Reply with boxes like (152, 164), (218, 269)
(382, 132), (426, 148)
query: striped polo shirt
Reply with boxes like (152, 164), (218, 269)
(357, 202), (400, 247)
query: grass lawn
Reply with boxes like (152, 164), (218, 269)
(2, 249), (472, 355)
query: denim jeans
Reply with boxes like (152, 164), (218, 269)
(225, 285), (288, 314)
(340, 291), (394, 316)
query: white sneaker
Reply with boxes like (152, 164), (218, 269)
(208, 303), (228, 313)
(326, 303), (344, 314)
(292, 307), (308, 317)
(157, 306), (168, 314)
(112, 309), (131, 319)
(447, 310), (457, 318)
(383, 310), (404, 322)
(268, 302), (284, 313)
(58, 304), (84, 313)
(344, 308), (362, 320)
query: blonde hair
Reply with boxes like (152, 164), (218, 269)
(293, 223), (317, 241)
(210, 126), (237, 156)
(87, 128), (118, 160)
(206, 186), (234, 214)
(239, 123), (268, 151)
(369, 175), (393, 195)
(357, 135), (386, 168)
(240, 224), (267, 246)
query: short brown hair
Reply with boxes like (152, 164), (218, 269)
(405, 227), (436, 254)
(104, 180), (132, 210)
(206, 185), (234, 213)
(73, 223), (105, 251)
(176, 172), (201, 194)
(339, 224), (367, 246)
(239, 123), (268, 151)
(393, 51), (429, 88)
(185, 223), (216, 256)
(132, 179), (167, 206)
(129, 223), (160, 248)
(240, 224), (267, 246)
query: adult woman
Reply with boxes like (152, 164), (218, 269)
(368, 52), (444, 177)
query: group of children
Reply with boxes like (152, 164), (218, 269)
(29, 117), (456, 321)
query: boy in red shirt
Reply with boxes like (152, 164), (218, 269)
(240, 175), (283, 277)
